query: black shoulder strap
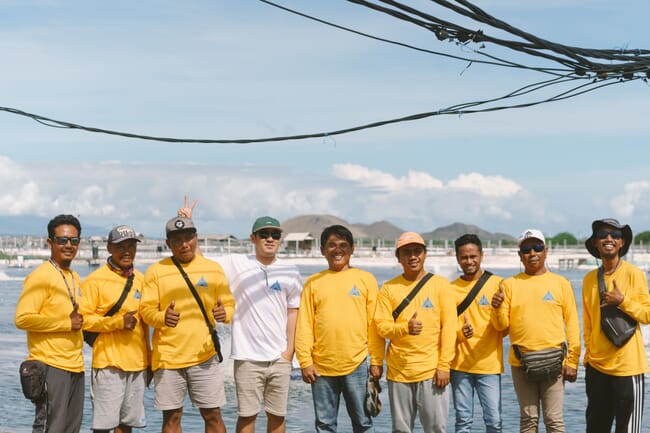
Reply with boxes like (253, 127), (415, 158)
(105, 274), (134, 317)
(597, 267), (606, 300)
(171, 257), (223, 362)
(456, 270), (492, 316)
(392, 272), (434, 321)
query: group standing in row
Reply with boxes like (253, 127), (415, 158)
(14, 207), (650, 433)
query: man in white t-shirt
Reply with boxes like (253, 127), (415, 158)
(179, 199), (302, 433)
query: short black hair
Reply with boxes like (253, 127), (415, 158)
(320, 225), (354, 247)
(454, 233), (482, 256)
(47, 214), (82, 239)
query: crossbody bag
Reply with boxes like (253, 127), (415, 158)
(392, 272), (434, 320)
(456, 270), (492, 316)
(598, 266), (637, 347)
(171, 257), (223, 362)
(83, 273), (134, 347)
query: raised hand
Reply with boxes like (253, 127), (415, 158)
(213, 298), (226, 323)
(491, 283), (505, 309)
(462, 313), (473, 339)
(165, 300), (180, 327)
(178, 195), (197, 219)
(408, 310), (422, 335)
(601, 280), (625, 307)
(123, 310), (137, 331)
(70, 303), (83, 331)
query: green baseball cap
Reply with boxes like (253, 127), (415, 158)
(251, 216), (281, 234)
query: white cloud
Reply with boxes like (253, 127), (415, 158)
(611, 181), (650, 217)
(448, 172), (523, 198)
(332, 163), (443, 191)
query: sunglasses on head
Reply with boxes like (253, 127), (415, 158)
(52, 236), (81, 246)
(519, 243), (544, 254)
(257, 229), (281, 240)
(596, 229), (623, 240)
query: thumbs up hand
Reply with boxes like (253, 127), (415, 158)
(123, 311), (137, 331)
(601, 280), (625, 307)
(70, 303), (83, 331)
(462, 313), (473, 339)
(213, 298), (226, 323)
(491, 283), (505, 309)
(165, 300), (180, 327)
(408, 310), (422, 335)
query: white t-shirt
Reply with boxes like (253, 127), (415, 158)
(216, 254), (303, 361)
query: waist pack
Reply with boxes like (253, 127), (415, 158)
(600, 305), (637, 347)
(515, 344), (565, 382)
(19, 360), (48, 402)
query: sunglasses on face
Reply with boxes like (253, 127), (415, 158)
(519, 243), (544, 254)
(52, 236), (81, 246)
(257, 230), (281, 240)
(596, 229), (623, 240)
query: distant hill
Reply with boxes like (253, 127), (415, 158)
(422, 222), (516, 243)
(281, 215), (405, 241)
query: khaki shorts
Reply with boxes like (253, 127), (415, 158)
(90, 367), (146, 430)
(154, 356), (226, 410)
(234, 358), (292, 417)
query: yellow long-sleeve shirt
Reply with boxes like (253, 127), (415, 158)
(491, 271), (581, 369)
(451, 272), (505, 374)
(140, 255), (234, 370)
(79, 264), (149, 371)
(374, 273), (457, 383)
(582, 260), (650, 376)
(14, 261), (84, 372)
(295, 268), (384, 376)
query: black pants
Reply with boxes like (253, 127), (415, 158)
(585, 363), (644, 433)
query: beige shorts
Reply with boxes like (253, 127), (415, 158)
(90, 367), (147, 430)
(234, 358), (292, 417)
(154, 356), (226, 410)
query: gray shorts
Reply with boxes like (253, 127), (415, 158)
(154, 356), (226, 410)
(90, 367), (146, 430)
(234, 358), (292, 417)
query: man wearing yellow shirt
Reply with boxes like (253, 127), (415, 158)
(15, 214), (85, 433)
(374, 232), (456, 433)
(582, 218), (650, 433)
(295, 224), (384, 433)
(450, 234), (505, 433)
(491, 229), (580, 433)
(140, 216), (235, 433)
(80, 225), (150, 433)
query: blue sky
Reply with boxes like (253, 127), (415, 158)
(0, 0), (649, 239)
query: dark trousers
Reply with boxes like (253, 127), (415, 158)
(585, 363), (644, 433)
(33, 365), (84, 433)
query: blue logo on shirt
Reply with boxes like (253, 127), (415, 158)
(422, 297), (433, 308)
(543, 290), (554, 302)
(196, 277), (208, 287)
(270, 281), (282, 292)
(134, 289), (141, 299)
(349, 286), (361, 297)
(478, 295), (489, 306)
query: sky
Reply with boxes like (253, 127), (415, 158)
(0, 0), (649, 239)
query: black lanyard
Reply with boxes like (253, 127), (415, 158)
(49, 259), (76, 306)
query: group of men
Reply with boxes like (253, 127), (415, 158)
(13, 209), (650, 433)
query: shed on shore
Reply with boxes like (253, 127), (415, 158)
(283, 232), (315, 254)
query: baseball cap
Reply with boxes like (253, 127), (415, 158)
(251, 216), (281, 233)
(165, 216), (196, 236)
(585, 218), (633, 258)
(107, 225), (141, 244)
(396, 232), (426, 250)
(518, 229), (546, 246)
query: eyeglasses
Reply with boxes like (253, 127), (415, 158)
(519, 243), (544, 254)
(52, 236), (81, 246)
(257, 230), (281, 240)
(596, 229), (623, 240)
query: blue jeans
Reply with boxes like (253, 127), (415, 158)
(311, 361), (373, 433)
(450, 370), (501, 433)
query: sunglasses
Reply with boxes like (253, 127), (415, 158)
(596, 229), (623, 240)
(257, 230), (281, 240)
(519, 243), (544, 254)
(52, 236), (81, 246)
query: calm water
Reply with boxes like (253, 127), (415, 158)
(1, 262), (649, 433)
